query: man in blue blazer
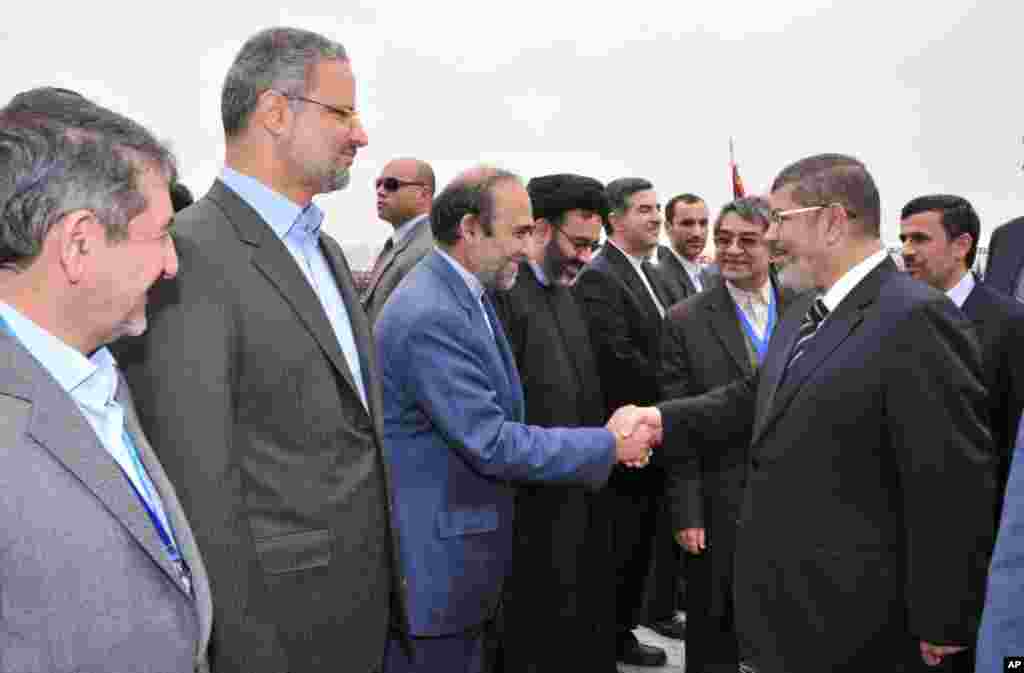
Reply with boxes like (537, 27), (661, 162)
(977, 416), (1024, 671)
(375, 167), (656, 673)
(985, 216), (1024, 300)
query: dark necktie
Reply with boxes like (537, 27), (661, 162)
(786, 297), (829, 370)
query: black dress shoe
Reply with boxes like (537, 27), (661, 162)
(617, 640), (668, 667)
(646, 616), (686, 640)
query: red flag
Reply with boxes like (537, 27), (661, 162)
(730, 137), (745, 199)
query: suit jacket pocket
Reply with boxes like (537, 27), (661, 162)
(254, 528), (332, 575)
(437, 507), (500, 538)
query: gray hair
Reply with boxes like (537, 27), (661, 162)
(222, 27), (348, 137)
(770, 153), (880, 238)
(0, 92), (176, 269)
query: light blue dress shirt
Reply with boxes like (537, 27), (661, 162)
(0, 302), (180, 557)
(220, 168), (368, 409)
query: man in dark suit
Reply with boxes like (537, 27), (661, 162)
(901, 194), (1024, 487)
(984, 215), (1024, 301)
(0, 94), (211, 672)
(660, 197), (793, 673)
(491, 173), (619, 672)
(656, 192), (716, 305)
(112, 28), (401, 673)
(363, 157), (435, 323)
(622, 154), (997, 672)
(376, 167), (654, 673)
(574, 177), (675, 667)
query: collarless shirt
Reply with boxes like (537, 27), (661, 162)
(820, 247), (889, 317)
(726, 278), (773, 339)
(0, 302), (178, 553)
(436, 247), (495, 337)
(220, 168), (368, 409)
(669, 246), (705, 292)
(607, 240), (666, 317)
(946, 270), (976, 309)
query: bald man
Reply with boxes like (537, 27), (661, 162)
(363, 157), (436, 323)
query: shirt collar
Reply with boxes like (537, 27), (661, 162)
(392, 213), (428, 249)
(945, 270), (976, 309)
(435, 247), (486, 301)
(220, 167), (324, 245)
(607, 239), (648, 270)
(726, 278), (772, 306)
(669, 246), (703, 277)
(821, 247), (889, 313)
(528, 261), (551, 287)
(0, 301), (118, 408)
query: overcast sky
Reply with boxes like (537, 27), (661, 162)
(3, 1), (1020, 268)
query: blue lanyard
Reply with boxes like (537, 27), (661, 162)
(0, 313), (181, 563)
(734, 286), (778, 365)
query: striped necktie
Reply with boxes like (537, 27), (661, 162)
(786, 297), (829, 370)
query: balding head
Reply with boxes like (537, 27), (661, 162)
(375, 157), (435, 227)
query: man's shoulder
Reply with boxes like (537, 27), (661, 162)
(666, 283), (720, 325)
(376, 256), (460, 337)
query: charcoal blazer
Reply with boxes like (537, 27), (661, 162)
(0, 331), (212, 673)
(362, 216), (434, 324)
(114, 179), (402, 673)
(962, 280), (1024, 457)
(657, 257), (997, 673)
(376, 251), (615, 638)
(659, 279), (793, 618)
(985, 216), (1024, 297)
(656, 244), (718, 306)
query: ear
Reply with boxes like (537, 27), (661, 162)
(952, 232), (973, 264)
(55, 209), (98, 285)
(824, 204), (848, 245)
(256, 89), (291, 137)
(457, 212), (480, 241)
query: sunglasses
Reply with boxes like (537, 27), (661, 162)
(375, 177), (427, 192)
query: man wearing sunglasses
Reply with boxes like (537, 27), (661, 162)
(363, 158), (436, 323)
(619, 154), (996, 672)
(657, 193), (717, 304)
(489, 173), (618, 672)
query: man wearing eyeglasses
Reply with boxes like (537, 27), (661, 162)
(363, 158), (436, 323)
(659, 197), (795, 673)
(488, 173), (619, 672)
(657, 193), (717, 304)
(617, 154), (996, 672)
(113, 27), (404, 673)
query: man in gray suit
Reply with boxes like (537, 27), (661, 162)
(363, 157), (435, 323)
(113, 27), (403, 673)
(0, 96), (211, 672)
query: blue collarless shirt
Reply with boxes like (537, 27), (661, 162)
(220, 168), (368, 409)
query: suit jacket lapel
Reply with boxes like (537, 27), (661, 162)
(209, 181), (366, 412)
(708, 284), (754, 376)
(119, 378), (212, 650)
(605, 244), (661, 322)
(660, 248), (698, 297)
(10, 338), (178, 592)
(754, 260), (889, 444)
(363, 220), (422, 305)
(320, 234), (380, 419)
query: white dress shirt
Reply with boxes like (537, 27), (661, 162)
(820, 248), (890, 319)
(945, 270), (976, 309)
(726, 279), (773, 339)
(607, 240), (665, 317)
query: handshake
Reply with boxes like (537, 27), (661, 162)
(605, 405), (663, 468)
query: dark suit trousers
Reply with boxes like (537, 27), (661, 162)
(684, 550), (739, 673)
(643, 495), (683, 622)
(606, 477), (661, 642)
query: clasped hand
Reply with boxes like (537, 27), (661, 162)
(606, 405), (663, 468)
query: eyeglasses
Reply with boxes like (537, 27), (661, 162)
(375, 176), (427, 192)
(274, 91), (361, 128)
(552, 225), (601, 253)
(768, 203), (859, 227)
(713, 234), (764, 251)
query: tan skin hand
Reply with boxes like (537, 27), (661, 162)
(674, 527), (706, 554)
